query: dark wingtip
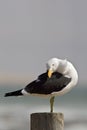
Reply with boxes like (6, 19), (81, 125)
(4, 89), (23, 97)
(4, 93), (10, 97)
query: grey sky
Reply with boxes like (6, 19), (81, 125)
(0, 0), (87, 84)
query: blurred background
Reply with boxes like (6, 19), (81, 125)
(0, 0), (87, 130)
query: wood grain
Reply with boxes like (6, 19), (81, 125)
(30, 113), (64, 130)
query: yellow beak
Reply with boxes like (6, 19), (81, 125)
(48, 69), (53, 78)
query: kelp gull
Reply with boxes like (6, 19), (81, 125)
(4, 58), (78, 112)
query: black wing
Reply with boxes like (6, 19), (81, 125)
(24, 72), (71, 94)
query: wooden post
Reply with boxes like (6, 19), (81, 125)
(30, 113), (64, 130)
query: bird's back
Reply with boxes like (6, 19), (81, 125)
(24, 72), (71, 95)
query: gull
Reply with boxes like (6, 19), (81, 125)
(5, 58), (78, 112)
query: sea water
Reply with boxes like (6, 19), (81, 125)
(0, 84), (87, 130)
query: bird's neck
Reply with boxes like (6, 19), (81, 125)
(63, 62), (78, 85)
(57, 59), (67, 74)
(56, 59), (78, 86)
(58, 61), (78, 78)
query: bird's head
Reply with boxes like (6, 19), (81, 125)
(46, 58), (67, 78)
(46, 58), (59, 78)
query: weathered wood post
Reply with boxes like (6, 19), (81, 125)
(30, 113), (64, 130)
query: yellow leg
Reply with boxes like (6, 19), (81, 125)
(50, 96), (55, 113)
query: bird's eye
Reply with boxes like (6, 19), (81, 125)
(52, 64), (54, 66)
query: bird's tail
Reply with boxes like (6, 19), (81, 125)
(4, 89), (23, 97)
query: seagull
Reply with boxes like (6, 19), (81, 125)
(4, 58), (78, 112)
